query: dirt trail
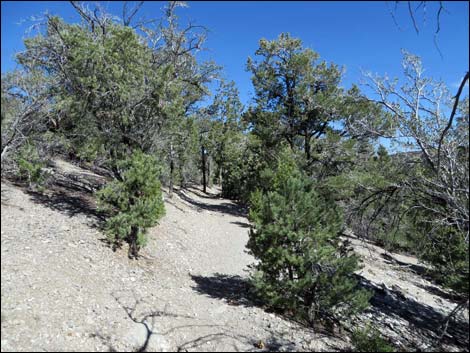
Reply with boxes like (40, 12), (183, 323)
(1, 161), (341, 352)
(1, 159), (468, 352)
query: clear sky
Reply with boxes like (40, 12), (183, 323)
(1, 1), (469, 106)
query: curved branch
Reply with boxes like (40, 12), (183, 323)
(437, 71), (469, 173)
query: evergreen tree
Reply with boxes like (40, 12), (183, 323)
(246, 33), (344, 162)
(206, 80), (245, 187)
(97, 151), (165, 258)
(247, 151), (371, 323)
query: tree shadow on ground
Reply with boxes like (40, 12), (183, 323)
(162, 194), (188, 213)
(230, 221), (251, 228)
(379, 252), (458, 292)
(357, 276), (469, 350)
(89, 332), (118, 352)
(190, 273), (259, 308)
(189, 273), (345, 351)
(380, 252), (429, 278)
(416, 283), (463, 303)
(93, 290), (276, 352)
(187, 187), (221, 200)
(25, 184), (107, 230)
(175, 189), (247, 218)
(92, 290), (197, 352)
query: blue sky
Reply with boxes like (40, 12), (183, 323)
(1, 1), (469, 107)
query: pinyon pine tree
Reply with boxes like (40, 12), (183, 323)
(97, 151), (165, 258)
(247, 153), (371, 323)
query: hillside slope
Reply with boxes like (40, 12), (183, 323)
(1, 159), (468, 351)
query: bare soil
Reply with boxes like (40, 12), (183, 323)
(1, 159), (468, 352)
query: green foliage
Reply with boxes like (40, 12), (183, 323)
(206, 80), (245, 186)
(246, 33), (345, 162)
(219, 139), (248, 199)
(415, 223), (469, 294)
(15, 143), (49, 188)
(351, 325), (395, 352)
(247, 155), (371, 322)
(219, 133), (261, 202)
(73, 136), (106, 163)
(325, 143), (417, 252)
(97, 151), (165, 258)
(3, 2), (467, 315)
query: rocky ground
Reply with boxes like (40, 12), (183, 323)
(1, 159), (468, 352)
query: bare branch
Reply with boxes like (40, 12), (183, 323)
(408, 1), (420, 34)
(437, 71), (469, 172)
(123, 1), (144, 26)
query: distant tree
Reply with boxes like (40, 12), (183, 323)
(206, 80), (244, 187)
(245, 33), (389, 186)
(149, 1), (220, 195)
(246, 33), (344, 162)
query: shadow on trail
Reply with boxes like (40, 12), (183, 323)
(190, 273), (258, 308)
(188, 188), (221, 200)
(164, 198), (188, 213)
(380, 252), (429, 278)
(95, 290), (196, 352)
(189, 273), (344, 351)
(17, 167), (108, 229)
(416, 283), (463, 303)
(231, 221), (251, 228)
(379, 252), (463, 299)
(175, 189), (247, 218)
(25, 185), (106, 229)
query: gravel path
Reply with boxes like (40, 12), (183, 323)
(1, 159), (468, 351)
(0, 164), (342, 352)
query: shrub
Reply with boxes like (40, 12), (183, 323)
(417, 224), (469, 295)
(351, 325), (395, 352)
(247, 156), (371, 323)
(97, 151), (165, 258)
(15, 143), (49, 188)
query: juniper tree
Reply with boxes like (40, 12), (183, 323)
(246, 33), (345, 162)
(149, 1), (220, 193)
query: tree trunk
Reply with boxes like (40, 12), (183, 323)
(288, 266), (294, 281)
(305, 133), (311, 162)
(169, 158), (174, 198)
(169, 144), (174, 198)
(110, 148), (123, 181)
(179, 164), (185, 189)
(201, 145), (207, 193)
(128, 225), (139, 259)
(207, 157), (211, 188)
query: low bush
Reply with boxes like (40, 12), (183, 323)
(351, 325), (395, 352)
(97, 151), (165, 258)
